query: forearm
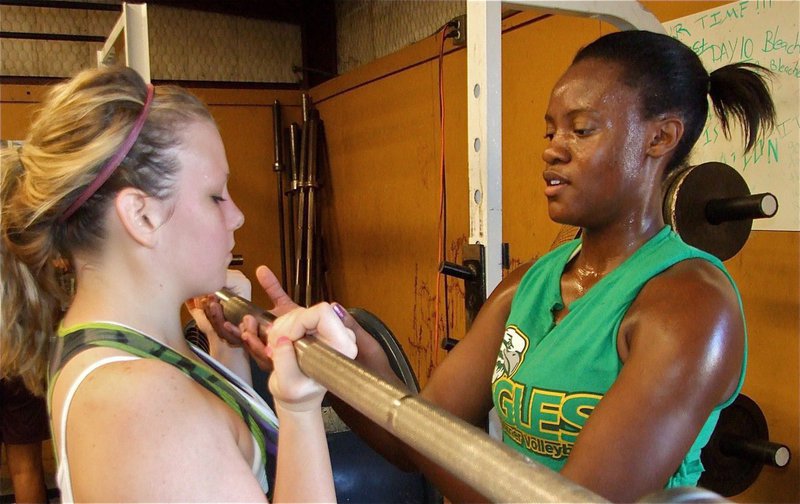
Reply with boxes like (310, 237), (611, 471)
(273, 405), (335, 503)
(209, 343), (253, 387)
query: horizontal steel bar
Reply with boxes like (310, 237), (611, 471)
(0, 0), (120, 11)
(0, 31), (106, 42)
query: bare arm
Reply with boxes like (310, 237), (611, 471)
(272, 406), (332, 503)
(561, 260), (745, 501)
(243, 302), (358, 503)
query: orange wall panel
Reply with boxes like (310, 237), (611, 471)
(725, 231), (800, 502)
(316, 57), (457, 380)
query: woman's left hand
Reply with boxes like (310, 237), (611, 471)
(241, 303), (357, 412)
(186, 295), (240, 348)
(202, 266), (299, 364)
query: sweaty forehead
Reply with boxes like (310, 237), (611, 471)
(547, 60), (637, 117)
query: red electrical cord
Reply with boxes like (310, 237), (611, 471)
(434, 27), (448, 366)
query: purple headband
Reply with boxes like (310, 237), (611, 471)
(59, 83), (155, 223)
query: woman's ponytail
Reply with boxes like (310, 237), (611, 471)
(1, 146), (63, 397)
(709, 62), (776, 153)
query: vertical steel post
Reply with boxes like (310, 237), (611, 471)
(467, 1), (503, 295)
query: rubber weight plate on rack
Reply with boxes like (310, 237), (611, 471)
(663, 162), (752, 261)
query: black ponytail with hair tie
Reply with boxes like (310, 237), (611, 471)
(708, 62), (776, 153)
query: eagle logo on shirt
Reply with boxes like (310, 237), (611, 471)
(492, 326), (529, 382)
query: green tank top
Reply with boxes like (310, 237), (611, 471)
(491, 226), (746, 487)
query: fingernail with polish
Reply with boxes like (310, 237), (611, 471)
(276, 336), (292, 347)
(332, 303), (347, 320)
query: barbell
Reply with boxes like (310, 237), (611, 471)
(215, 289), (731, 503)
(211, 162), (774, 501)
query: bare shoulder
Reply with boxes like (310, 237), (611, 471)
(621, 257), (744, 401)
(61, 355), (265, 501)
(634, 258), (741, 324)
(65, 356), (232, 448)
(72, 357), (217, 415)
(52, 348), (214, 427)
(485, 259), (535, 307)
(564, 259), (745, 501)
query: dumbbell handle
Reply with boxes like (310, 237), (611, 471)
(706, 193), (778, 225)
(720, 434), (792, 467)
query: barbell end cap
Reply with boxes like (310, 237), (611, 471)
(759, 193), (779, 219)
(774, 445), (791, 468)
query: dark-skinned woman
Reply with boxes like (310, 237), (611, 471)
(228, 30), (776, 503)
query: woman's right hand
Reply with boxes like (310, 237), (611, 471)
(242, 303), (357, 412)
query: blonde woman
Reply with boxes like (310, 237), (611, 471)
(1, 66), (355, 502)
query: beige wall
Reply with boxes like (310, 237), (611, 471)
(336, 0), (465, 74)
(0, 4), (300, 82)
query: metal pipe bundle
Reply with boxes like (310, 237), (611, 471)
(303, 117), (319, 307)
(286, 123), (301, 299)
(282, 93), (327, 306)
(272, 100), (288, 288)
(292, 115), (310, 301)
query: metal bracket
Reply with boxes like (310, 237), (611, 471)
(439, 243), (486, 350)
(97, 2), (150, 83)
(448, 15), (467, 46)
(462, 243), (487, 327)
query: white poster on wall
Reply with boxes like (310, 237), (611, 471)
(664, 0), (800, 231)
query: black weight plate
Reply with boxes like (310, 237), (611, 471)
(664, 162), (752, 261)
(699, 394), (768, 496)
(348, 307), (420, 393)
